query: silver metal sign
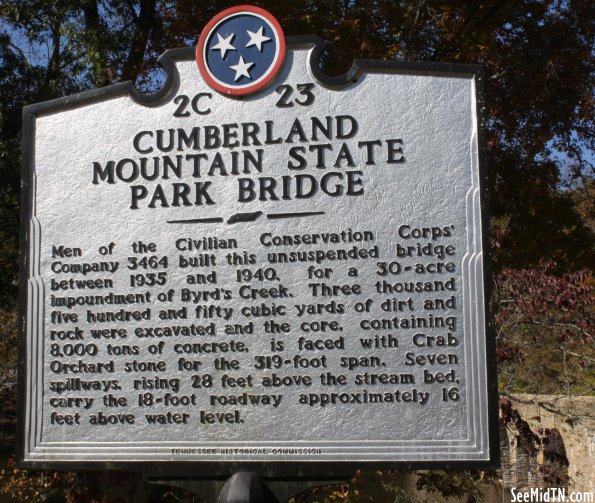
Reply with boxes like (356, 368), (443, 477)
(19, 20), (497, 470)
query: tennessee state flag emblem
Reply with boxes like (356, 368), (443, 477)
(196, 5), (286, 96)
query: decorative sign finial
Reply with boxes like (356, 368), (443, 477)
(196, 5), (286, 96)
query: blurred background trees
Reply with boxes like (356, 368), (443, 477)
(0, 1), (592, 501)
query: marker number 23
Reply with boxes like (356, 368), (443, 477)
(275, 83), (315, 107)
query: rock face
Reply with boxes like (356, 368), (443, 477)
(501, 394), (594, 494)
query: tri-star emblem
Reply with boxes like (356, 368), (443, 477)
(196, 6), (286, 96)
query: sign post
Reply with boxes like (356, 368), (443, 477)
(19, 6), (498, 479)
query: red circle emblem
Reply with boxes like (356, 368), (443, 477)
(196, 6), (286, 96)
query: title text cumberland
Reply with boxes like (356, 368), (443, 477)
(91, 114), (405, 209)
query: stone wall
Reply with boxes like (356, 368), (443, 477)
(501, 394), (594, 494)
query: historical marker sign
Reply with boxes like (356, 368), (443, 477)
(19, 7), (498, 471)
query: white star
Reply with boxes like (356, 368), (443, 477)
(245, 26), (271, 52)
(229, 56), (254, 81)
(211, 33), (236, 59)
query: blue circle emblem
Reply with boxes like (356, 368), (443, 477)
(196, 6), (286, 96)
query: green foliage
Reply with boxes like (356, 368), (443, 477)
(415, 471), (495, 502)
(0, 463), (204, 503)
(288, 470), (497, 503)
(495, 264), (594, 394)
(0, 308), (17, 449)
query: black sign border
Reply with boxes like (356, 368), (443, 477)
(17, 35), (499, 475)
